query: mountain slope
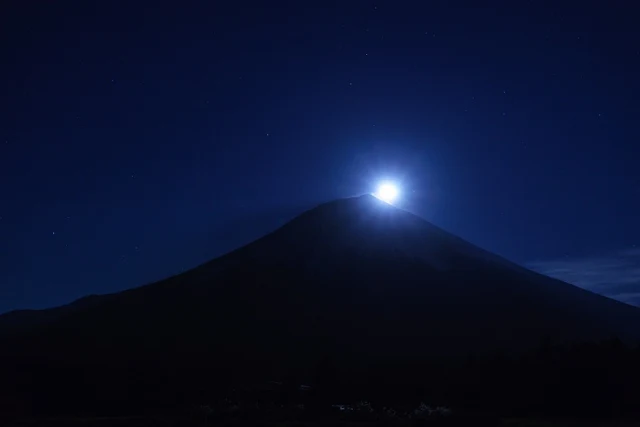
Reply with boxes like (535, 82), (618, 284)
(2, 194), (640, 415)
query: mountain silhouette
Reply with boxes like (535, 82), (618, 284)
(2, 194), (640, 416)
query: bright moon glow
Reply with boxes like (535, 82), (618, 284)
(374, 182), (399, 204)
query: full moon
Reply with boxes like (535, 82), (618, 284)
(374, 182), (399, 204)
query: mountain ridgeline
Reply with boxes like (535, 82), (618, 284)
(2, 194), (640, 417)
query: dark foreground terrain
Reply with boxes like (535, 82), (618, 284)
(3, 335), (639, 424)
(5, 412), (640, 427)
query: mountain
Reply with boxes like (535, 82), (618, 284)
(2, 194), (640, 416)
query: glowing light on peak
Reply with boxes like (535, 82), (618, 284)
(374, 182), (399, 204)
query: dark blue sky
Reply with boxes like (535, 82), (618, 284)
(1, 1), (639, 313)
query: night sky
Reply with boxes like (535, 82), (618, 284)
(1, 1), (639, 313)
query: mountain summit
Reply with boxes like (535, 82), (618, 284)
(2, 194), (640, 415)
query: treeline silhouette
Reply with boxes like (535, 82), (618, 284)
(2, 337), (639, 421)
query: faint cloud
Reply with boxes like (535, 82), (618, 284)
(528, 248), (640, 307)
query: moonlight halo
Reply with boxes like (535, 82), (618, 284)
(374, 182), (400, 204)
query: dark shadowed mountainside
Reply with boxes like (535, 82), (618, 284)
(2, 195), (640, 417)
